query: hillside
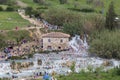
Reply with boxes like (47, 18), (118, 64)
(19, 0), (120, 15)
(0, 12), (30, 30)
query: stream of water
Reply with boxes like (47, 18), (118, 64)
(0, 32), (120, 79)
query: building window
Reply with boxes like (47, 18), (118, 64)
(58, 46), (61, 49)
(48, 39), (51, 42)
(41, 39), (43, 42)
(60, 39), (63, 43)
(41, 46), (43, 48)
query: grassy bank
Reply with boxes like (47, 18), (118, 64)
(58, 68), (120, 80)
(0, 30), (32, 49)
(0, 12), (30, 30)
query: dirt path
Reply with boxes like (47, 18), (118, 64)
(0, 9), (46, 59)
(0, 10), (44, 39)
(18, 10), (44, 28)
(18, 10), (44, 38)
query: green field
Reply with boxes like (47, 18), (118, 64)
(57, 72), (120, 80)
(0, 12), (30, 30)
(19, 0), (120, 15)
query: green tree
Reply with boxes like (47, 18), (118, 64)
(6, 6), (14, 11)
(87, 65), (93, 72)
(86, 0), (93, 4)
(17, 62), (21, 70)
(89, 30), (120, 59)
(59, 0), (67, 4)
(11, 61), (16, 70)
(37, 59), (42, 65)
(42, 8), (83, 26)
(0, 6), (3, 11)
(25, 7), (33, 16)
(33, 0), (45, 5)
(70, 62), (75, 72)
(0, 39), (7, 50)
(0, 34), (8, 50)
(63, 19), (83, 36)
(42, 8), (69, 26)
(105, 1), (117, 30)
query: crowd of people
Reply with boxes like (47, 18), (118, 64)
(0, 39), (42, 60)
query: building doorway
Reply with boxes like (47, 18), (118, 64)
(47, 46), (52, 51)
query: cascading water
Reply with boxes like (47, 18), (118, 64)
(0, 62), (12, 78)
(33, 56), (38, 68)
(69, 35), (89, 56)
(69, 35), (120, 72)
(0, 9), (120, 79)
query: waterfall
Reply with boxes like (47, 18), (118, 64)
(69, 35), (89, 56)
(33, 57), (38, 68)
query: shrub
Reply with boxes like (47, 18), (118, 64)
(7, 30), (32, 43)
(63, 20), (83, 36)
(59, 0), (67, 4)
(10, 56), (22, 60)
(28, 54), (34, 58)
(42, 8), (83, 26)
(33, 0), (46, 5)
(80, 7), (94, 12)
(89, 30), (120, 59)
(42, 8), (70, 26)
(68, 7), (95, 13)
(0, 34), (8, 50)
(6, 6), (14, 11)
(0, 6), (3, 11)
(25, 7), (33, 16)
(36, 6), (48, 9)
(114, 66), (120, 75)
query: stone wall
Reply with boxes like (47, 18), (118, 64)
(42, 37), (69, 51)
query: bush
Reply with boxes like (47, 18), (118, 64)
(59, 0), (67, 4)
(68, 7), (95, 13)
(42, 8), (83, 26)
(36, 6), (48, 9)
(33, 0), (46, 5)
(6, 6), (14, 11)
(28, 54), (34, 58)
(10, 56), (22, 60)
(0, 6), (3, 11)
(25, 7), (33, 16)
(0, 30), (32, 50)
(114, 66), (120, 75)
(89, 30), (120, 59)
(80, 7), (94, 12)
(0, 34), (8, 50)
(63, 20), (83, 36)
(42, 8), (70, 26)
(110, 66), (120, 76)
(7, 30), (32, 42)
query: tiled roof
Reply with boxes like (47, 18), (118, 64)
(42, 32), (70, 38)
